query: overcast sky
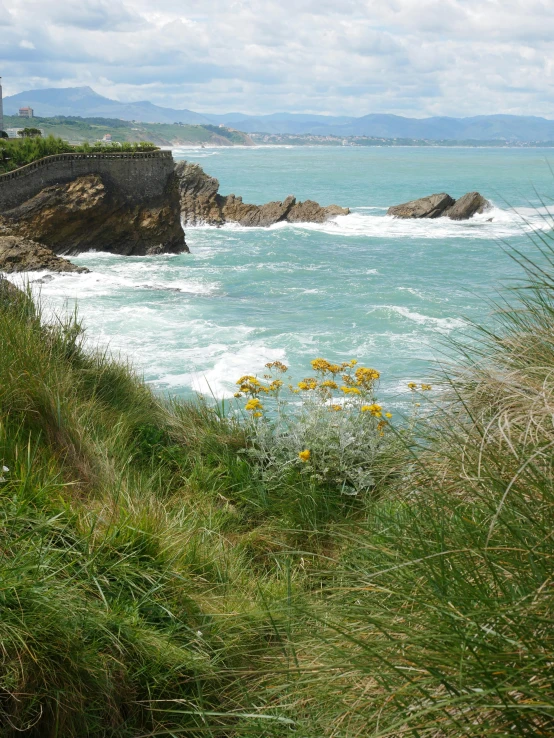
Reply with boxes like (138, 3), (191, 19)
(1, 0), (553, 117)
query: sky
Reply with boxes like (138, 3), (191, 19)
(1, 0), (553, 117)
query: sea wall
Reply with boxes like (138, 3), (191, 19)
(0, 151), (174, 212)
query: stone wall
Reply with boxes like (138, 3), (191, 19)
(0, 151), (175, 212)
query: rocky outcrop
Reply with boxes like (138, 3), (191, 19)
(443, 192), (491, 221)
(175, 161), (349, 227)
(0, 235), (89, 273)
(1, 172), (188, 257)
(388, 192), (491, 220)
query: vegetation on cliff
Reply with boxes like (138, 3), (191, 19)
(0, 136), (158, 174)
(0, 223), (553, 736)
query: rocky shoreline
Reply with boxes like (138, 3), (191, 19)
(175, 161), (349, 227)
(0, 151), (494, 276)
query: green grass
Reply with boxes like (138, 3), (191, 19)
(0, 219), (553, 736)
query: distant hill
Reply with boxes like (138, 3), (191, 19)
(5, 87), (554, 141)
(3, 86), (210, 125)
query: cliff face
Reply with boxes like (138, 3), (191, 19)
(1, 173), (187, 256)
(176, 161), (349, 227)
(0, 151), (188, 256)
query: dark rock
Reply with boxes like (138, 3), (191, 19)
(443, 191), (491, 220)
(175, 161), (223, 226)
(0, 235), (89, 273)
(387, 193), (455, 219)
(175, 161), (349, 227)
(388, 191), (492, 221)
(1, 174), (188, 256)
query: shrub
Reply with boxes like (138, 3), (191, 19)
(234, 358), (407, 499)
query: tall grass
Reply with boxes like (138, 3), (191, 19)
(259, 232), (554, 736)
(0, 278), (303, 736)
(1, 215), (554, 737)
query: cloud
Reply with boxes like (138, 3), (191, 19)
(1, 0), (553, 117)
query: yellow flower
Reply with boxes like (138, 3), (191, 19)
(341, 386), (361, 395)
(311, 358), (332, 373)
(253, 412), (263, 418)
(355, 367), (380, 385)
(234, 392), (243, 398)
(421, 383), (432, 391)
(298, 449), (311, 462)
(320, 380), (338, 389)
(349, 359), (358, 366)
(330, 404), (343, 411)
(385, 412), (392, 419)
(245, 398), (263, 411)
(361, 403), (382, 417)
(408, 382), (418, 390)
(236, 375), (256, 385)
(269, 379), (284, 391)
(328, 364), (342, 374)
(298, 379), (317, 390)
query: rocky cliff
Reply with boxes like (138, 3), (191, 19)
(1, 174), (187, 256)
(0, 151), (188, 257)
(175, 161), (349, 227)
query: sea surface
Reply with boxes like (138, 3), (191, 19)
(13, 146), (554, 407)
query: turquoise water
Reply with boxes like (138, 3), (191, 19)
(15, 146), (554, 406)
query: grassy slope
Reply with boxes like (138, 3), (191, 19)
(3, 115), (253, 147)
(1, 220), (553, 737)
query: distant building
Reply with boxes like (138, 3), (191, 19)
(102, 133), (112, 141)
(0, 77), (4, 135)
(18, 106), (34, 118)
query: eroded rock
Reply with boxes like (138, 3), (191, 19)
(387, 193), (455, 219)
(443, 192), (491, 221)
(2, 174), (188, 256)
(388, 191), (491, 221)
(0, 235), (89, 273)
(175, 160), (349, 227)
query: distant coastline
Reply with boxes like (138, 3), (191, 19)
(5, 114), (554, 149)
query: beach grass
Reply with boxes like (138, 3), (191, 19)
(0, 224), (553, 736)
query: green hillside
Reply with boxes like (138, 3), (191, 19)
(3, 115), (253, 147)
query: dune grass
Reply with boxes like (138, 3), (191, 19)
(1, 222), (553, 737)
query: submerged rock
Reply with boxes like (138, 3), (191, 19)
(0, 235), (89, 273)
(1, 174), (188, 256)
(388, 191), (491, 221)
(175, 160), (349, 227)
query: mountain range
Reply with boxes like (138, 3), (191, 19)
(5, 86), (554, 142)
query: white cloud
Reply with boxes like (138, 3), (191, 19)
(1, 0), (553, 117)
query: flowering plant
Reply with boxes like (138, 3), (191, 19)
(234, 358), (398, 496)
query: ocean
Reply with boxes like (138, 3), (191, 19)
(13, 146), (554, 408)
